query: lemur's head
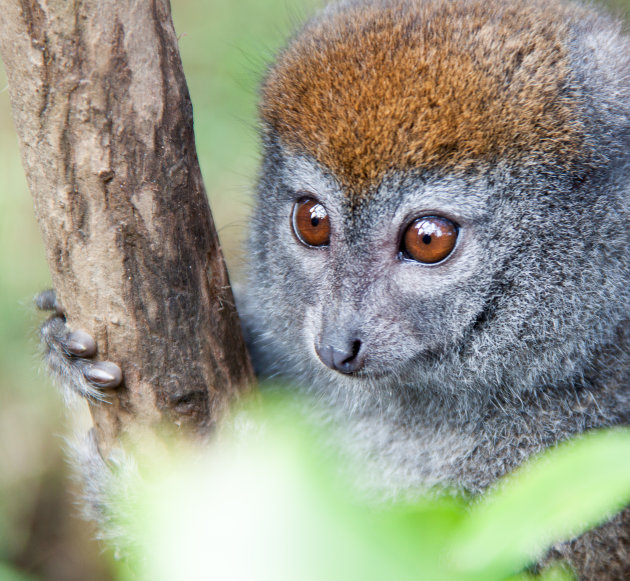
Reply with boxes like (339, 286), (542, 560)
(247, 0), (630, 398)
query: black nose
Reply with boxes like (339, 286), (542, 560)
(315, 339), (364, 374)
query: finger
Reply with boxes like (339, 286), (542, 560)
(64, 331), (97, 358)
(35, 289), (64, 314)
(83, 361), (123, 389)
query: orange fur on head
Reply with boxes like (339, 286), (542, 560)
(260, 0), (589, 202)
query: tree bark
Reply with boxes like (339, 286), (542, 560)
(0, 0), (255, 457)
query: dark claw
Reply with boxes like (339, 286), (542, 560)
(64, 331), (97, 358)
(84, 361), (123, 389)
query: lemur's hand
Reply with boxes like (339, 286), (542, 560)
(37, 289), (122, 400)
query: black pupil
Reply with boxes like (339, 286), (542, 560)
(311, 217), (319, 227)
(422, 234), (432, 245)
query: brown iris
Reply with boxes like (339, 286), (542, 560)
(292, 198), (330, 247)
(402, 216), (458, 264)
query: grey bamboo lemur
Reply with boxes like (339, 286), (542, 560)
(40, 0), (630, 577)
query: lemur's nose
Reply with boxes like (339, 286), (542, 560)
(315, 338), (364, 374)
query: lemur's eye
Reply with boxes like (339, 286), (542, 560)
(292, 197), (330, 247)
(401, 216), (458, 264)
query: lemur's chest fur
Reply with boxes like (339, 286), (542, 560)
(315, 370), (630, 498)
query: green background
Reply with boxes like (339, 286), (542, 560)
(0, 1), (627, 579)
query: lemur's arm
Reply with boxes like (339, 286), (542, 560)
(37, 289), (122, 401)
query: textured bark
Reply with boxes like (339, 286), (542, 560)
(0, 0), (255, 455)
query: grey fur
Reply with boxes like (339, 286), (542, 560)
(69, 428), (139, 558)
(241, 0), (630, 577)
(40, 314), (109, 402)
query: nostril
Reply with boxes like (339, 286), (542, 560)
(340, 339), (362, 367)
(316, 338), (365, 374)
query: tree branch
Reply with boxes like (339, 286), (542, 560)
(0, 0), (255, 457)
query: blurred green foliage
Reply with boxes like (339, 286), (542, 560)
(0, 0), (628, 580)
(110, 396), (630, 581)
(0, 562), (37, 581)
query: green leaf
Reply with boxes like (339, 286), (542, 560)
(451, 429), (630, 579)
